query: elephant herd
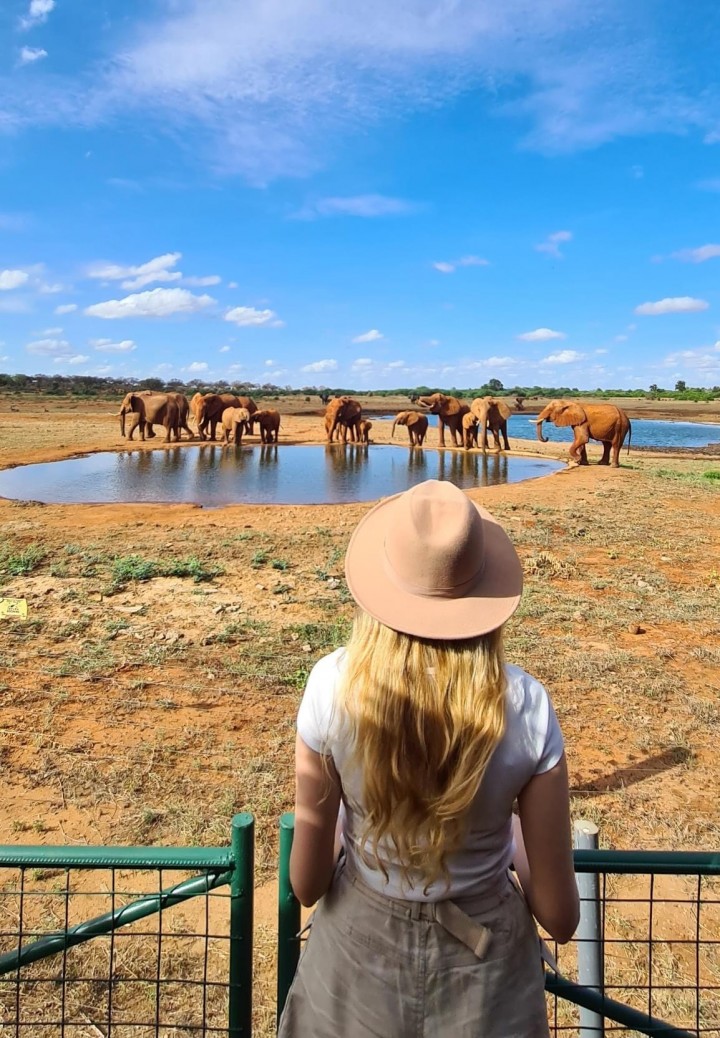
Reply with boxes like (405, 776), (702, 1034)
(323, 396), (372, 443)
(114, 391), (281, 445)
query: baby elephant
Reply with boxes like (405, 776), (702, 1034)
(221, 407), (251, 444)
(250, 408), (281, 444)
(357, 419), (372, 444)
(462, 412), (479, 450)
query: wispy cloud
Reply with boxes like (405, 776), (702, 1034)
(224, 306), (284, 327)
(517, 327), (566, 341)
(535, 230), (572, 259)
(88, 252), (183, 290)
(18, 47), (47, 65)
(55, 303), (78, 315)
(5, 2), (720, 181)
(670, 244), (720, 263)
(432, 255), (489, 274)
(85, 287), (215, 319)
(663, 343), (720, 375)
(295, 195), (420, 219)
(301, 358), (338, 373)
(90, 338), (137, 353)
(19, 0), (55, 31)
(352, 329), (383, 343)
(540, 349), (584, 364)
(635, 296), (709, 315)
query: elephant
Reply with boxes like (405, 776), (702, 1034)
(250, 408), (281, 444)
(221, 407), (251, 444)
(470, 397), (512, 453)
(391, 411), (429, 446)
(324, 396), (363, 443)
(462, 412), (479, 450)
(144, 391), (194, 440)
(192, 393), (258, 441)
(415, 393), (470, 448)
(534, 400), (632, 467)
(357, 419), (372, 444)
(116, 392), (180, 442)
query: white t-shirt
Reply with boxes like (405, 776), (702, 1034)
(297, 647), (564, 902)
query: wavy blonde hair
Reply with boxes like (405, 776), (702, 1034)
(340, 608), (507, 890)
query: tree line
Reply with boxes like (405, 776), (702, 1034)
(0, 372), (718, 402)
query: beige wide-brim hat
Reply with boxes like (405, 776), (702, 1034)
(345, 479), (523, 640)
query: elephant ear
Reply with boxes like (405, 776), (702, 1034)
(554, 403), (586, 427)
(497, 401), (512, 419)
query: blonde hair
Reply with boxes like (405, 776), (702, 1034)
(340, 609), (507, 890)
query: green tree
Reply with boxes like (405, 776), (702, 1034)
(675, 379), (687, 392)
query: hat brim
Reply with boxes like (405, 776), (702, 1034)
(344, 492), (523, 640)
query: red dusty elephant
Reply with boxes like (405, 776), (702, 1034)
(534, 400), (631, 467)
(116, 392), (180, 442)
(415, 393), (470, 448)
(391, 411), (428, 446)
(250, 409), (281, 444)
(191, 393), (257, 441)
(470, 396), (512, 453)
(324, 396), (363, 442)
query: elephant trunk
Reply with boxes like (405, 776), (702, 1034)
(534, 417), (548, 443)
(391, 418), (398, 438)
(120, 410), (126, 437)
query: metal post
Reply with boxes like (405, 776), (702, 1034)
(574, 819), (604, 1037)
(229, 813), (254, 1038)
(277, 813), (301, 1029)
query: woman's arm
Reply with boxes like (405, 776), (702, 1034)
(516, 753), (580, 944)
(289, 733), (342, 907)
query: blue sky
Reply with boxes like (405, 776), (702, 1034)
(1, 0), (720, 390)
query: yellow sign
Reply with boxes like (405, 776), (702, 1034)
(0, 598), (28, 620)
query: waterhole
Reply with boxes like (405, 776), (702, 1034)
(0, 445), (561, 506)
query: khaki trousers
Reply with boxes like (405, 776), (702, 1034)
(278, 859), (550, 1038)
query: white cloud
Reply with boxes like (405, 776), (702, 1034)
(54, 303), (78, 315)
(42, 326), (63, 335)
(57, 354), (90, 366)
(517, 327), (566, 341)
(227, 281), (238, 289)
(26, 337), (73, 357)
(295, 195), (419, 219)
(352, 328), (383, 343)
(185, 361), (209, 373)
(670, 244), (720, 263)
(183, 274), (222, 286)
(39, 281), (66, 294)
(84, 287), (215, 319)
(595, 348), (609, 354)
(225, 305), (283, 327)
(6, 1), (720, 184)
(535, 230), (573, 259)
(663, 343), (720, 375)
(540, 349), (585, 364)
(635, 296), (709, 315)
(432, 256), (489, 274)
(88, 252), (183, 290)
(90, 338), (137, 353)
(387, 360), (405, 368)
(219, 345), (231, 353)
(19, 46), (47, 65)
(19, 0), (55, 29)
(0, 269), (30, 291)
(352, 357), (373, 367)
(264, 359), (275, 366)
(301, 359), (338, 373)
(465, 356), (517, 369)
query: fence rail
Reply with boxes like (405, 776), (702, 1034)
(0, 812), (254, 1037)
(276, 816), (720, 1037)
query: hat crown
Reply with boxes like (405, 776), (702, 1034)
(384, 481), (485, 599)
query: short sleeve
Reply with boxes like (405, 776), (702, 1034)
(296, 649), (344, 754)
(535, 692), (564, 775)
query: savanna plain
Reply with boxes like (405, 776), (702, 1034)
(0, 394), (719, 1035)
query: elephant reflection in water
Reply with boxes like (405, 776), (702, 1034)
(435, 450), (509, 487)
(325, 443), (369, 476)
(258, 444), (279, 466)
(407, 447), (428, 473)
(324, 443), (369, 501)
(161, 446), (184, 473)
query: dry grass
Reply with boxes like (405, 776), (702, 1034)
(0, 403), (719, 1033)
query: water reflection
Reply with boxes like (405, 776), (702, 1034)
(0, 445), (561, 505)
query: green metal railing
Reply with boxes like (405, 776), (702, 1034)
(0, 812), (254, 1036)
(276, 816), (720, 1037)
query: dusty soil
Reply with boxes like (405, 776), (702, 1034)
(0, 395), (719, 1033)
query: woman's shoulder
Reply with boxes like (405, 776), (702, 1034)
(503, 663), (552, 716)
